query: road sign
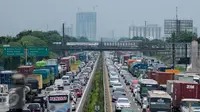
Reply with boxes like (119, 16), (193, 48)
(3, 47), (24, 56)
(28, 47), (49, 56)
(94, 105), (100, 112)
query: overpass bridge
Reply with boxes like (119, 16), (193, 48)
(52, 41), (171, 51)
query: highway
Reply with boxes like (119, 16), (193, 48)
(104, 52), (142, 112)
(36, 55), (100, 112)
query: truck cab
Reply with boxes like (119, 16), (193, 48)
(146, 90), (172, 112)
(135, 79), (158, 107)
(0, 85), (8, 93)
(0, 93), (9, 112)
(180, 99), (200, 112)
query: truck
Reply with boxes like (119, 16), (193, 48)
(0, 70), (17, 88)
(120, 55), (130, 65)
(17, 65), (34, 76)
(180, 99), (200, 112)
(27, 75), (43, 93)
(32, 69), (50, 88)
(42, 66), (55, 85)
(26, 78), (39, 96)
(129, 63), (148, 77)
(146, 90), (172, 112)
(167, 80), (199, 111)
(60, 56), (71, 72)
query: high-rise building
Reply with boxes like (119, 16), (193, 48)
(66, 24), (73, 37)
(164, 19), (193, 39)
(76, 12), (96, 41)
(193, 27), (198, 35)
(129, 24), (161, 40)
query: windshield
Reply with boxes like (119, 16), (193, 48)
(110, 78), (119, 81)
(141, 84), (158, 95)
(48, 95), (68, 103)
(113, 83), (122, 86)
(182, 101), (200, 107)
(118, 99), (129, 103)
(27, 104), (40, 109)
(62, 77), (69, 80)
(150, 98), (171, 109)
(74, 89), (80, 92)
(115, 88), (125, 92)
(46, 88), (54, 91)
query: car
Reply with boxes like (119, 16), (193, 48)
(72, 88), (82, 97)
(120, 69), (129, 77)
(70, 92), (77, 103)
(115, 88), (126, 95)
(73, 81), (82, 89)
(109, 78), (120, 87)
(112, 83), (123, 92)
(45, 87), (57, 94)
(121, 107), (136, 112)
(112, 91), (126, 102)
(84, 67), (92, 73)
(26, 103), (42, 112)
(54, 79), (64, 90)
(71, 101), (76, 111)
(115, 97), (131, 111)
(80, 78), (87, 86)
(124, 76), (133, 85)
(109, 71), (119, 78)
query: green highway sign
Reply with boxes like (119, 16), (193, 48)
(3, 47), (24, 56)
(28, 47), (49, 56)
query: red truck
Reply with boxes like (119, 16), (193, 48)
(169, 81), (199, 111)
(60, 56), (71, 72)
(17, 65), (34, 76)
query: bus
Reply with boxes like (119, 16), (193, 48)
(146, 90), (172, 112)
(47, 90), (71, 112)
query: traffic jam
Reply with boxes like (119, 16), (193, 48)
(105, 51), (200, 112)
(0, 51), (99, 112)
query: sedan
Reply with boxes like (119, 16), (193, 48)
(26, 103), (42, 112)
(112, 83), (123, 92)
(115, 88), (126, 95)
(115, 97), (131, 111)
(112, 91), (126, 102)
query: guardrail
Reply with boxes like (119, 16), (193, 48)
(103, 52), (112, 112)
(75, 54), (100, 112)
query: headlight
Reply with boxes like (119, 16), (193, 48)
(143, 97), (147, 103)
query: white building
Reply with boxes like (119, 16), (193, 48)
(129, 24), (161, 40)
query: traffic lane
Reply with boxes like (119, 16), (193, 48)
(110, 76), (141, 112)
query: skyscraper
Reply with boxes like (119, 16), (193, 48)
(129, 24), (161, 40)
(164, 19), (193, 39)
(66, 24), (73, 37)
(76, 12), (97, 41)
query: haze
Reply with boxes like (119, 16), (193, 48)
(0, 0), (199, 38)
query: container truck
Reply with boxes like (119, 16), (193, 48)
(42, 66), (55, 85)
(27, 74), (43, 93)
(17, 65), (34, 76)
(0, 70), (17, 88)
(60, 57), (71, 72)
(146, 90), (172, 112)
(32, 69), (50, 88)
(46, 59), (58, 65)
(45, 65), (59, 79)
(167, 80), (199, 111)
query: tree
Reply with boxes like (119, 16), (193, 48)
(118, 37), (130, 42)
(77, 36), (89, 42)
(166, 31), (197, 43)
(20, 36), (47, 47)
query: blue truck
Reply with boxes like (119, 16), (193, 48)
(0, 70), (17, 88)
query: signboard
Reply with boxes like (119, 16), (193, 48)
(28, 47), (49, 56)
(94, 105), (100, 112)
(49, 96), (67, 101)
(3, 47), (24, 56)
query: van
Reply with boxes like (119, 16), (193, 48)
(62, 75), (71, 85)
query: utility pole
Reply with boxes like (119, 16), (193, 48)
(172, 7), (179, 69)
(144, 21), (147, 40)
(62, 23), (65, 56)
(185, 43), (188, 70)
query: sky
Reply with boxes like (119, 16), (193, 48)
(0, 0), (199, 39)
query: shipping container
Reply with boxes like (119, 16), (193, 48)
(155, 71), (174, 85)
(27, 74), (43, 90)
(45, 65), (58, 79)
(46, 59), (58, 65)
(166, 80), (176, 95)
(32, 69), (50, 88)
(171, 81), (199, 109)
(70, 63), (79, 72)
(41, 67), (55, 85)
(0, 70), (17, 88)
(17, 65), (34, 76)
(158, 67), (172, 72)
